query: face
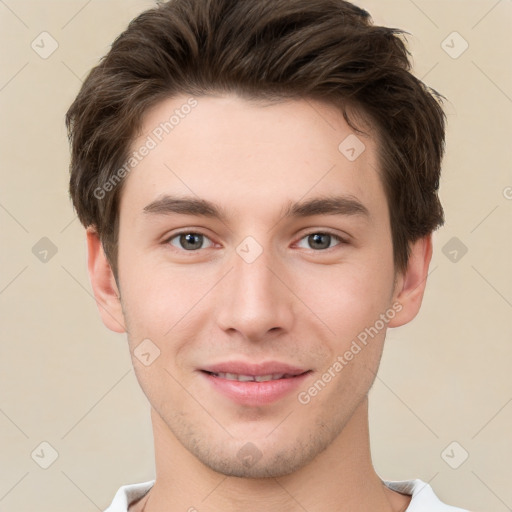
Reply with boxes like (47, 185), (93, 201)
(110, 93), (405, 478)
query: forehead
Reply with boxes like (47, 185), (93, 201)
(120, 93), (387, 225)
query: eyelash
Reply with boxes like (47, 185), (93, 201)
(164, 230), (348, 252)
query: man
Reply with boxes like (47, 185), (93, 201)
(65, 0), (470, 510)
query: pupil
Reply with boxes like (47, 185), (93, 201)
(309, 233), (330, 250)
(181, 233), (202, 250)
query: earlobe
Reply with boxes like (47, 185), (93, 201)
(388, 234), (433, 328)
(86, 227), (126, 333)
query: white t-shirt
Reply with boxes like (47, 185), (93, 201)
(104, 478), (470, 511)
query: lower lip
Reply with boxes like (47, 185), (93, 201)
(200, 371), (311, 406)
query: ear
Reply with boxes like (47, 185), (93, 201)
(86, 227), (126, 333)
(388, 234), (433, 328)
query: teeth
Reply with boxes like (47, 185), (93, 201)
(237, 374), (254, 382)
(213, 372), (287, 382)
(255, 374), (274, 382)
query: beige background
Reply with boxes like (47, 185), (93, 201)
(1, 0), (511, 510)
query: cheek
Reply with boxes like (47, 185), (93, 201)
(118, 257), (211, 377)
(117, 242), (198, 331)
(293, 256), (395, 339)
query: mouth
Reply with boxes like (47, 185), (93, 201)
(199, 364), (312, 406)
(201, 370), (310, 382)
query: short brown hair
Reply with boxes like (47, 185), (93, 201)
(66, 0), (445, 280)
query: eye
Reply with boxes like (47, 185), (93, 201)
(296, 232), (346, 251)
(167, 232), (214, 251)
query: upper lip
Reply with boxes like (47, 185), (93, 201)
(200, 361), (310, 376)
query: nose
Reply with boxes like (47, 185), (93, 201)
(215, 243), (295, 342)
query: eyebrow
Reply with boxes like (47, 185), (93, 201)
(142, 194), (370, 222)
(281, 195), (369, 219)
(143, 195), (229, 222)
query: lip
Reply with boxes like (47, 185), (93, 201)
(201, 361), (309, 377)
(199, 361), (312, 406)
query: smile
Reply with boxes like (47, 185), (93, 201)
(200, 370), (312, 406)
(205, 371), (303, 382)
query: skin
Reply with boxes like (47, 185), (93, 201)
(87, 93), (432, 511)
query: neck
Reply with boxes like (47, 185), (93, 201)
(137, 398), (410, 512)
